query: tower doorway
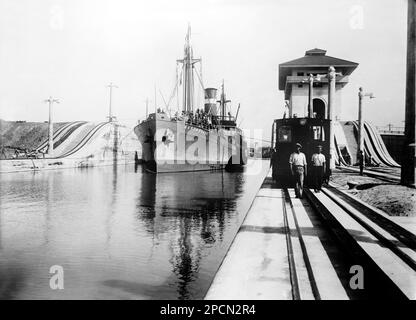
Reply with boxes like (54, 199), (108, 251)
(313, 98), (326, 119)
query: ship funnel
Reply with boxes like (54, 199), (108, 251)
(204, 88), (217, 115)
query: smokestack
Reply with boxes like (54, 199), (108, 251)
(204, 88), (218, 115)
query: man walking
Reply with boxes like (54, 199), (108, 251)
(289, 143), (307, 198)
(311, 145), (326, 192)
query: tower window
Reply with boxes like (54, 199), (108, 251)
(278, 126), (292, 142)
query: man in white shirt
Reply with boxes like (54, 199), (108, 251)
(311, 145), (326, 192)
(289, 143), (307, 198)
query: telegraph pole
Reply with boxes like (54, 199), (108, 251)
(357, 87), (375, 175)
(44, 96), (60, 157)
(401, 0), (415, 187)
(107, 82), (118, 122)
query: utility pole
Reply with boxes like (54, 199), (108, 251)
(328, 67), (336, 171)
(401, 0), (415, 187)
(107, 82), (118, 122)
(357, 87), (375, 175)
(327, 66), (342, 171)
(44, 96), (60, 157)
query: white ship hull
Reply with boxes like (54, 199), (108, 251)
(134, 114), (246, 173)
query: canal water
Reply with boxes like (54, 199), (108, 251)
(0, 160), (269, 299)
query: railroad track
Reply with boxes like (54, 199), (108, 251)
(337, 166), (400, 184)
(282, 188), (320, 300)
(282, 186), (415, 300)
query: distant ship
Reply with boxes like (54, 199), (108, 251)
(134, 26), (247, 173)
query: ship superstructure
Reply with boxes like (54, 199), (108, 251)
(134, 26), (246, 173)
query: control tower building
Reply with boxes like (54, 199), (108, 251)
(279, 48), (358, 120)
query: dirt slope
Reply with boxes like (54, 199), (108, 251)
(0, 119), (68, 153)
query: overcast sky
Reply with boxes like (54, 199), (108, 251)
(0, 0), (408, 139)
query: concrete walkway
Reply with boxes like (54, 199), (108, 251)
(205, 170), (292, 300)
(205, 170), (348, 300)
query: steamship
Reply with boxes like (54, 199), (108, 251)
(134, 27), (247, 173)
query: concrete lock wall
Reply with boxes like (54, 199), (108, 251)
(380, 134), (405, 165)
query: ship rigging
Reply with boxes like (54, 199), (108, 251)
(134, 26), (246, 173)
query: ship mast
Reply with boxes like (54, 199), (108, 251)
(177, 25), (201, 113)
(218, 80), (231, 120)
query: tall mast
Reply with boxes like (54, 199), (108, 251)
(186, 26), (193, 112)
(221, 81), (225, 119)
(218, 80), (231, 120)
(177, 25), (200, 113)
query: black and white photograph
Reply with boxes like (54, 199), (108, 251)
(0, 0), (414, 309)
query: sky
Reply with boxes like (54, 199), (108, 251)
(0, 0), (409, 140)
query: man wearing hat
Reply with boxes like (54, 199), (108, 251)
(311, 145), (326, 192)
(289, 143), (307, 198)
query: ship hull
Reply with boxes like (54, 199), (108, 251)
(134, 114), (246, 173)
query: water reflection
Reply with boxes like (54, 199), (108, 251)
(106, 164), (118, 247)
(136, 166), (246, 299)
(0, 161), (268, 299)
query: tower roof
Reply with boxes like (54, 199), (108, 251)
(305, 48), (327, 56)
(278, 49), (358, 90)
